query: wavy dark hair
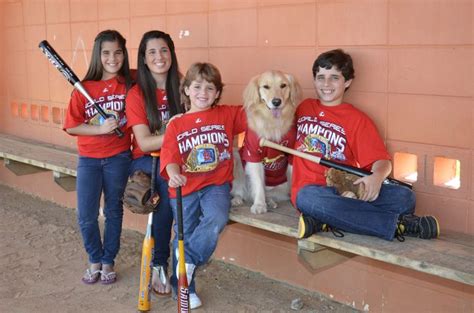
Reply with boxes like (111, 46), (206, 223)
(312, 49), (355, 91)
(83, 29), (132, 90)
(137, 30), (183, 133)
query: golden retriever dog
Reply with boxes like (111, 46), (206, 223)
(231, 70), (302, 214)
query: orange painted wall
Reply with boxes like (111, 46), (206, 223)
(0, 1), (473, 312)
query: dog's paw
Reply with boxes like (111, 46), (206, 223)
(231, 196), (244, 207)
(250, 203), (267, 214)
(267, 198), (278, 209)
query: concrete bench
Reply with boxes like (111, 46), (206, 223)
(1, 133), (473, 286)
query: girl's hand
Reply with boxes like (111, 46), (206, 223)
(100, 117), (119, 134)
(168, 173), (187, 188)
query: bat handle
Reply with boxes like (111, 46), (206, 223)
(113, 128), (124, 138)
(176, 186), (183, 240)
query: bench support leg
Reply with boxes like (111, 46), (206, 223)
(53, 171), (76, 192)
(297, 240), (354, 271)
(3, 158), (48, 176)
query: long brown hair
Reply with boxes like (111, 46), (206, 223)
(83, 30), (132, 91)
(136, 30), (184, 133)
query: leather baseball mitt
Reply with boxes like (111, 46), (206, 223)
(123, 170), (159, 214)
(325, 168), (365, 199)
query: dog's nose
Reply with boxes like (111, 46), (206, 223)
(272, 98), (282, 107)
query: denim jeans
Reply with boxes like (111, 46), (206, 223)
(130, 155), (173, 269)
(296, 184), (415, 241)
(76, 150), (131, 265)
(169, 183), (231, 294)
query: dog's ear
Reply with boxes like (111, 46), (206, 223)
(285, 73), (303, 107)
(243, 74), (261, 109)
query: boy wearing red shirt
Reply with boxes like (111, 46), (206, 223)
(160, 63), (246, 307)
(293, 49), (439, 241)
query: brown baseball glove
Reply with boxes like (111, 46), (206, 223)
(325, 168), (365, 199)
(123, 170), (159, 214)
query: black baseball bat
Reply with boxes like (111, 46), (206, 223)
(176, 186), (190, 312)
(38, 40), (124, 138)
(259, 138), (412, 189)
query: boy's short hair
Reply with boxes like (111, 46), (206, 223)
(312, 49), (355, 81)
(181, 62), (224, 109)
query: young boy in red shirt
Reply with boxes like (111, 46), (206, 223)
(160, 62), (246, 308)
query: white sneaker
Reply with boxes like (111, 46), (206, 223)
(175, 248), (196, 284)
(190, 292), (202, 309)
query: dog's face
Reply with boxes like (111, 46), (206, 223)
(257, 71), (292, 118)
(243, 70), (302, 141)
(244, 70), (302, 119)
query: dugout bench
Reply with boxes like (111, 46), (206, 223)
(0, 133), (472, 287)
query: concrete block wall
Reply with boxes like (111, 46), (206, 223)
(0, 1), (473, 312)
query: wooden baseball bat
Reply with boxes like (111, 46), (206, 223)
(137, 153), (159, 311)
(259, 138), (412, 189)
(38, 40), (124, 138)
(176, 186), (190, 312)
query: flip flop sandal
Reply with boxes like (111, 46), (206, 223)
(100, 271), (117, 285)
(81, 268), (101, 284)
(151, 266), (171, 296)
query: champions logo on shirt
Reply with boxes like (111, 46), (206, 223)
(296, 116), (347, 162)
(89, 109), (119, 126)
(85, 94), (125, 119)
(177, 124), (231, 173)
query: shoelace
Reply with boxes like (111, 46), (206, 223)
(322, 224), (345, 238)
(403, 217), (420, 234)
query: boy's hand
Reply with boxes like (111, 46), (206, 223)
(168, 173), (187, 188)
(353, 174), (384, 202)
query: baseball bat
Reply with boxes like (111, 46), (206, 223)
(137, 153), (159, 311)
(259, 138), (412, 189)
(176, 186), (190, 313)
(137, 211), (154, 311)
(38, 40), (124, 138)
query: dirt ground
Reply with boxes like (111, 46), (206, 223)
(0, 183), (359, 313)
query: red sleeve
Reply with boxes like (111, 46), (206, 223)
(233, 105), (247, 135)
(159, 119), (181, 180)
(63, 90), (87, 132)
(241, 129), (262, 163)
(349, 113), (391, 170)
(125, 86), (149, 129)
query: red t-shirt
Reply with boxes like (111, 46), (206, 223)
(241, 127), (296, 186)
(125, 85), (170, 160)
(160, 105), (247, 198)
(63, 77), (131, 158)
(291, 98), (391, 205)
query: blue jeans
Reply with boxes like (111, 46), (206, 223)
(170, 183), (231, 294)
(296, 184), (415, 241)
(130, 155), (173, 269)
(76, 150), (131, 265)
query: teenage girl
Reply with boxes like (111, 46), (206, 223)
(64, 30), (133, 284)
(125, 30), (184, 296)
